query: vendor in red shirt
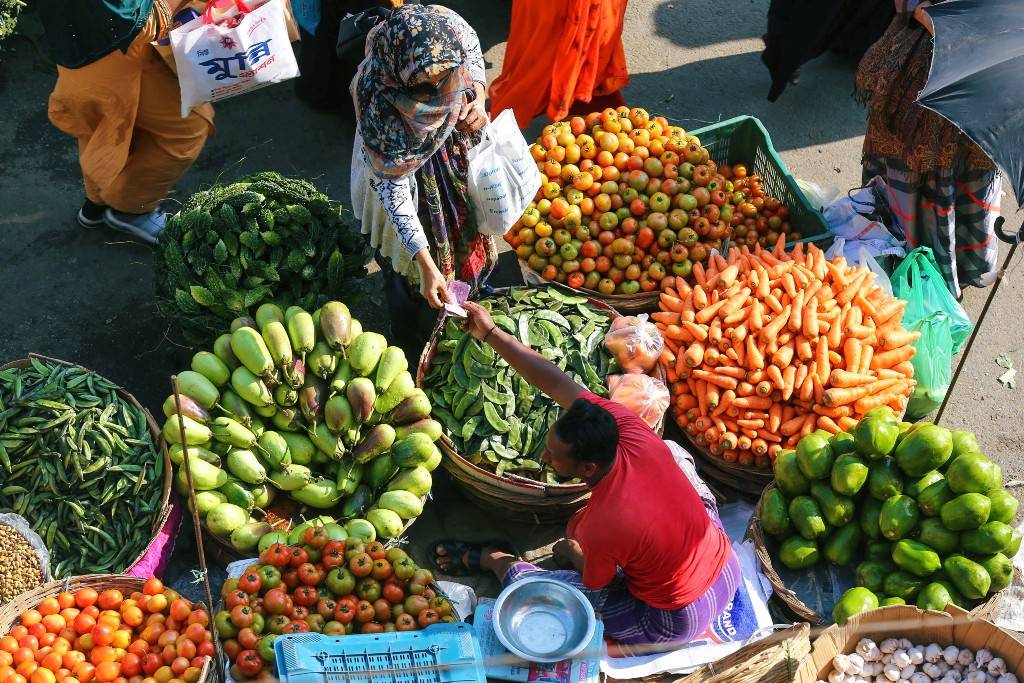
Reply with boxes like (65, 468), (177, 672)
(434, 302), (741, 652)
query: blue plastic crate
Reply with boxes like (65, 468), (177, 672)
(273, 624), (487, 683)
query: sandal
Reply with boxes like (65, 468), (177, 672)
(431, 539), (513, 577)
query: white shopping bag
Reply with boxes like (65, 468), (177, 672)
(467, 108), (542, 236)
(171, 0), (300, 117)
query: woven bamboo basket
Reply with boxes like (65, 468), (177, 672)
(416, 283), (669, 523)
(750, 483), (1009, 625)
(0, 354), (172, 576)
(676, 622), (811, 683)
(0, 575), (217, 682)
(518, 258), (661, 314)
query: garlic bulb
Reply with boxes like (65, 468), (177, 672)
(858, 640), (879, 657)
(870, 663), (886, 676)
(875, 676), (891, 683)
(976, 651), (994, 668)
(900, 639), (914, 651)
(967, 673), (987, 683)
(884, 663), (902, 681)
(903, 665), (919, 679)
(938, 663), (951, 676)
(945, 670), (963, 683)
(894, 651), (913, 669)
(909, 648), (925, 666)
(834, 655), (854, 675)
(985, 676), (997, 683)
(830, 669), (848, 683)
(997, 676), (1017, 683)
(959, 650), (975, 668)
(926, 645), (945, 664)
(865, 647), (885, 663)
(988, 659), (1007, 677)
(944, 647), (961, 666)
(912, 674), (932, 683)
(924, 663), (944, 679)
(882, 639), (901, 655)
(849, 654), (867, 675)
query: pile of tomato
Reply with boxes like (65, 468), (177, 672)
(0, 579), (213, 683)
(504, 107), (804, 296)
(215, 527), (453, 681)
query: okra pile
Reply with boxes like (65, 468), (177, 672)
(422, 288), (615, 483)
(0, 359), (164, 578)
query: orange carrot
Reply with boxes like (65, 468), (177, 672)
(651, 311), (681, 325)
(828, 369), (877, 387)
(854, 384), (908, 414)
(802, 302), (819, 339)
(780, 414), (806, 436)
(823, 378), (900, 407)
(746, 335), (765, 370)
(795, 336), (813, 361)
(858, 345), (874, 375)
(708, 319), (723, 345)
(892, 361), (915, 377)
(684, 341), (706, 368)
(749, 300), (764, 331)
(767, 364), (785, 390)
(764, 294), (785, 314)
(733, 395), (772, 410)
(693, 286), (708, 310)
(713, 389), (736, 417)
(691, 369), (739, 390)
(715, 366), (748, 380)
(716, 264), (739, 289)
(872, 299), (905, 325)
(751, 438), (769, 456)
(706, 388), (721, 410)
(679, 321), (708, 341)
(836, 270), (869, 305)
(788, 290), (805, 331)
(813, 404), (852, 418)
(838, 416), (858, 431)
(800, 414), (817, 437)
(660, 293), (684, 312)
(756, 381), (773, 396)
(692, 262), (707, 287)
(817, 415), (843, 434)
(881, 329), (921, 350)
(704, 347), (721, 366)
(843, 337), (862, 372)
(759, 305), (791, 342)
(794, 364), (809, 398)
(782, 365), (797, 400)
(675, 394), (698, 410)
(737, 381), (755, 397)
(870, 345), (916, 370)
(815, 337), (830, 384)
(695, 298), (728, 325)
(757, 429), (782, 443)
(799, 362), (816, 403)
(768, 403), (783, 432)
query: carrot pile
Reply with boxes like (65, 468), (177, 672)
(654, 239), (918, 469)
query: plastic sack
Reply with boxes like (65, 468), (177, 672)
(604, 314), (664, 373)
(0, 513), (52, 589)
(823, 177), (906, 263)
(170, 0), (300, 117)
(608, 374), (670, 429)
(466, 109), (542, 236)
(891, 247), (973, 418)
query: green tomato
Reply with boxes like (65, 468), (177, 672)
(215, 610), (239, 639)
(257, 635), (277, 664)
(250, 612), (265, 635)
(257, 565), (281, 591)
(326, 567), (356, 596)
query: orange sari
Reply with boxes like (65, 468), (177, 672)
(488, 0), (630, 127)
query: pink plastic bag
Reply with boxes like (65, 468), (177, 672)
(126, 495), (183, 579)
(604, 314), (664, 374)
(608, 374), (670, 429)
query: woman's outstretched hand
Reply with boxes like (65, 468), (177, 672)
(457, 82), (488, 132)
(416, 249), (451, 309)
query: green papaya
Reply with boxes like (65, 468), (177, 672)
(760, 488), (792, 537)
(833, 587), (879, 626)
(366, 508), (404, 539)
(394, 418), (443, 442)
(258, 431), (291, 470)
(351, 424), (396, 464)
(163, 414), (212, 446)
(856, 560), (894, 593)
(810, 481), (856, 527)
(291, 477), (344, 509)
(213, 333), (241, 370)
(866, 540), (893, 562)
(950, 429), (981, 458)
(893, 423), (953, 477)
(331, 358), (352, 394)
(392, 432), (437, 468)
(880, 495), (920, 540)
(191, 351), (231, 387)
(374, 346), (408, 393)
(374, 371), (415, 415)
(906, 470), (945, 499)
(341, 485), (374, 518)
(386, 466), (432, 497)
(918, 518), (960, 555)
(892, 539), (941, 577)
(1005, 529), (1022, 558)
(279, 432), (315, 466)
(773, 449), (810, 497)
(934, 579), (965, 607)
(391, 391), (432, 425)
(853, 409), (900, 460)
(349, 332), (388, 376)
(251, 483), (275, 508)
(319, 301), (353, 350)
(344, 518), (375, 542)
(860, 497), (884, 540)
(883, 571), (926, 601)
(324, 395), (355, 433)
(176, 370), (220, 410)
(829, 431), (858, 457)
(267, 464), (313, 491)
(191, 490), (226, 518)
(334, 459), (364, 496)
(824, 522), (863, 566)
(346, 377), (376, 424)
(174, 457), (228, 491)
(206, 503), (249, 538)
(169, 444), (220, 467)
(919, 479), (956, 517)
(310, 422), (341, 459)
(947, 453), (1001, 494)
(255, 303), (285, 329)
(778, 536), (819, 569)
(789, 496), (829, 540)
(796, 433), (834, 480)
(941, 493), (991, 531)
(916, 582), (956, 611)
(226, 449), (267, 484)
(987, 489), (1020, 524)
(831, 454), (869, 497)
(363, 455), (398, 491)
(977, 553), (1013, 593)
(943, 555), (991, 599)
(880, 597), (906, 606)
(378, 490), (424, 519)
(422, 445), (442, 472)
(231, 326), (276, 379)
(868, 456), (905, 500)
(231, 366), (273, 407)
(961, 521), (1014, 555)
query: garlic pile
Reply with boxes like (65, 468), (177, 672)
(817, 639), (1018, 683)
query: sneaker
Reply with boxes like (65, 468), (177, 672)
(77, 199), (108, 229)
(103, 208), (166, 245)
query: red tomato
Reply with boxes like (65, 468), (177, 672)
(348, 555), (373, 578)
(261, 590), (290, 616)
(235, 651), (263, 678)
(282, 621), (309, 635)
(223, 592), (248, 610)
(417, 609), (440, 628)
(302, 527), (328, 550)
(365, 543), (385, 561)
(291, 587), (318, 609)
(296, 564), (323, 587)
(236, 572), (261, 596)
(287, 548), (308, 569)
(354, 602), (375, 625)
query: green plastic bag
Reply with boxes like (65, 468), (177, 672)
(891, 247), (973, 418)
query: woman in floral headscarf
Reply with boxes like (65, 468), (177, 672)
(350, 4), (497, 356)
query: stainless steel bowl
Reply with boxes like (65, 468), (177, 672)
(492, 577), (597, 663)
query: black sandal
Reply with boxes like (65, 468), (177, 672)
(431, 539), (513, 577)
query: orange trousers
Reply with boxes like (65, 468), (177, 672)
(488, 0), (630, 128)
(47, 7), (214, 214)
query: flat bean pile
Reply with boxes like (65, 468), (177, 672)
(0, 359), (165, 578)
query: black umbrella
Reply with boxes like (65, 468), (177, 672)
(916, 0), (1024, 204)
(918, 0), (1024, 423)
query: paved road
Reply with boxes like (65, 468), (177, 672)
(0, 0), (1020, 594)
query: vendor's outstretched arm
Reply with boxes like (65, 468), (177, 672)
(462, 302), (585, 408)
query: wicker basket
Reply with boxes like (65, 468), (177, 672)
(689, 441), (774, 498)
(676, 623), (811, 683)
(417, 283), (668, 523)
(0, 354), (172, 576)
(750, 483), (1009, 625)
(518, 258), (661, 314)
(0, 575), (217, 682)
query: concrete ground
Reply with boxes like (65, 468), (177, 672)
(0, 0), (1021, 599)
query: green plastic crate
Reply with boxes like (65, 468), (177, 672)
(689, 116), (832, 244)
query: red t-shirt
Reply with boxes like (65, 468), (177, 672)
(566, 393), (731, 610)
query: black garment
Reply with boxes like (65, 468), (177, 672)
(36, 0), (153, 68)
(761, 0), (893, 101)
(380, 259), (439, 366)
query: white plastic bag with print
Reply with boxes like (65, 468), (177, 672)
(603, 314), (665, 373)
(467, 109), (542, 236)
(171, 0), (300, 117)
